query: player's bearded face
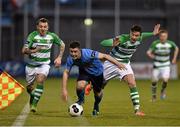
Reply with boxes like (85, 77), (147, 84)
(159, 33), (168, 43)
(70, 48), (81, 60)
(130, 31), (141, 43)
(37, 22), (49, 36)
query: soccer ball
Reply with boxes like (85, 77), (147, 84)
(68, 103), (83, 117)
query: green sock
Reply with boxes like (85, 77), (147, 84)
(152, 82), (157, 98)
(161, 82), (167, 93)
(130, 87), (140, 112)
(32, 84), (44, 106)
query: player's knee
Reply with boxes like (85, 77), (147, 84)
(152, 79), (158, 83)
(37, 79), (45, 84)
(128, 81), (136, 87)
(94, 90), (103, 96)
(77, 82), (86, 90)
(163, 78), (169, 83)
(152, 76), (159, 82)
(36, 75), (46, 84)
(26, 85), (34, 93)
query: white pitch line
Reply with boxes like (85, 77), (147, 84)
(11, 99), (90, 126)
(68, 97), (90, 126)
(11, 102), (30, 127)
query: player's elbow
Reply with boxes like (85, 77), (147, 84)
(103, 54), (110, 60)
(176, 47), (179, 52)
(22, 47), (26, 54)
(146, 51), (151, 57)
(61, 42), (65, 49)
(146, 51), (149, 56)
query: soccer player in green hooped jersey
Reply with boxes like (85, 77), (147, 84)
(147, 29), (179, 102)
(100, 24), (160, 116)
(22, 18), (65, 112)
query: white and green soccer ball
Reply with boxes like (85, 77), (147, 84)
(68, 103), (83, 117)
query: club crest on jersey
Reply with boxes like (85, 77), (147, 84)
(91, 51), (96, 58)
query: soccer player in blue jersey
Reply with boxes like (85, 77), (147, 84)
(61, 41), (126, 116)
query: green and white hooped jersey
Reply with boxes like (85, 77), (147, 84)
(110, 32), (153, 63)
(24, 31), (63, 67)
(148, 40), (177, 68)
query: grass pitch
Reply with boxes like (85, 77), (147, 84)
(0, 78), (180, 126)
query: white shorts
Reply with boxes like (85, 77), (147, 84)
(152, 66), (170, 82)
(103, 60), (134, 82)
(25, 64), (50, 85)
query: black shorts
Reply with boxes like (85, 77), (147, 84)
(77, 70), (104, 93)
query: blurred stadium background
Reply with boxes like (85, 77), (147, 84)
(0, 0), (180, 79)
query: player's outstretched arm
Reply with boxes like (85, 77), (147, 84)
(172, 47), (179, 64)
(98, 52), (126, 70)
(141, 24), (161, 40)
(61, 69), (69, 102)
(100, 37), (120, 47)
(54, 42), (65, 68)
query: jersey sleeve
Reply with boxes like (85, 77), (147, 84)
(84, 49), (99, 59)
(169, 41), (177, 49)
(51, 33), (63, 46)
(65, 56), (73, 72)
(100, 38), (114, 47)
(149, 41), (157, 52)
(118, 34), (129, 44)
(100, 34), (127, 47)
(26, 31), (36, 48)
(141, 32), (153, 41)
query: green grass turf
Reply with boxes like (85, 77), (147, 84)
(0, 78), (180, 126)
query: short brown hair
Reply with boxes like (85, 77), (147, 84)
(131, 25), (142, 33)
(159, 29), (168, 35)
(36, 18), (49, 25)
(69, 41), (80, 49)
